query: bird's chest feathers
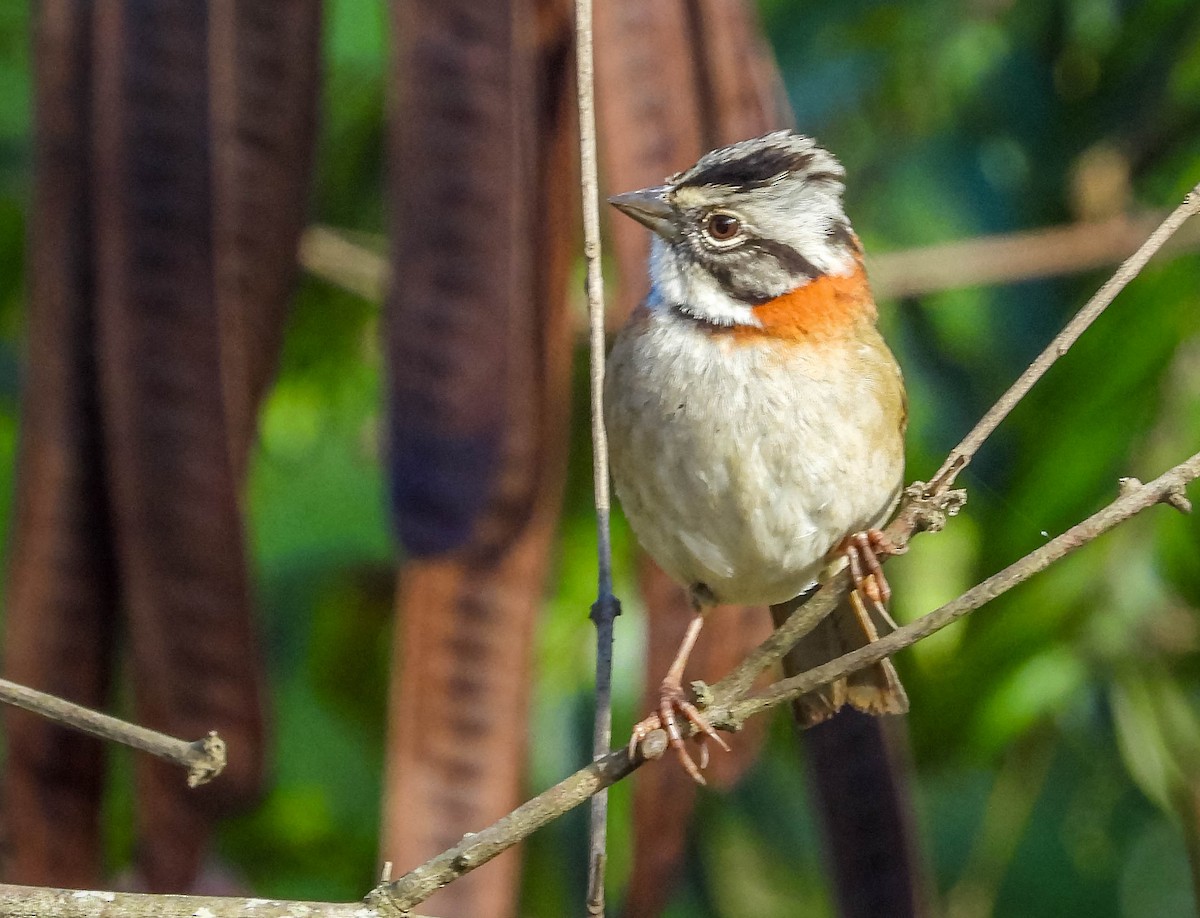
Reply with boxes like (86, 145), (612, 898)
(615, 316), (883, 475)
(605, 307), (903, 604)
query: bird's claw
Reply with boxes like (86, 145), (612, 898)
(629, 678), (729, 784)
(844, 528), (900, 632)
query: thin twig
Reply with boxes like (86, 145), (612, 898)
(573, 0), (621, 913)
(707, 586), (835, 703)
(928, 183), (1200, 493)
(0, 678), (225, 788)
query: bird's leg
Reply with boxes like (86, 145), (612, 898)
(844, 529), (904, 632)
(629, 601), (730, 784)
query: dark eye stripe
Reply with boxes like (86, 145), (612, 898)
(697, 258), (775, 306)
(750, 238), (820, 280)
(681, 235), (821, 306)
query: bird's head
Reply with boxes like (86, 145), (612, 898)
(609, 131), (862, 329)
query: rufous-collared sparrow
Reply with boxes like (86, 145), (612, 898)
(605, 130), (909, 782)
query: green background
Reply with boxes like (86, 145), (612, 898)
(1, 1), (1200, 915)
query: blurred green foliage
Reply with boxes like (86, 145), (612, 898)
(1, 0), (1199, 915)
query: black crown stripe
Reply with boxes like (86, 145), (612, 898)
(678, 147), (819, 191)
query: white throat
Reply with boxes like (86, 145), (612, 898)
(646, 238), (762, 327)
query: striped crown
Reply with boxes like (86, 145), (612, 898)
(612, 131), (859, 327)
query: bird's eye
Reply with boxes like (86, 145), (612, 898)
(704, 212), (741, 243)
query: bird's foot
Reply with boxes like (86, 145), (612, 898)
(629, 676), (729, 784)
(843, 528), (904, 632)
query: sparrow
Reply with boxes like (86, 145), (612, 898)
(604, 130), (909, 782)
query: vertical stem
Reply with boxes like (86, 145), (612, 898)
(574, 0), (621, 913)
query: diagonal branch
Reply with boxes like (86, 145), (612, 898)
(366, 737), (659, 915)
(363, 452), (1198, 914)
(0, 678), (225, 788)
(928, 183), (1200, 493)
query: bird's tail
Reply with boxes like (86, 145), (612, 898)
(773, 594), (908, 726)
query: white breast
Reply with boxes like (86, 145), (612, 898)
(604, 308), (904, 606)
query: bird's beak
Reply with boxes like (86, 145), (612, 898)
(608, 185), (675, 238)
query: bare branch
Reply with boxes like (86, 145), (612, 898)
(0, 883), (428, 918)
(296, 205), (1200, 309)
(367, 740), (655, 914)
(928, 183), (1200, 493)
(868, 209), (1200, 299)
(0, 679), (225, 787)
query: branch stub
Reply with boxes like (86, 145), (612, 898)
(185, 731), (227, 788)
